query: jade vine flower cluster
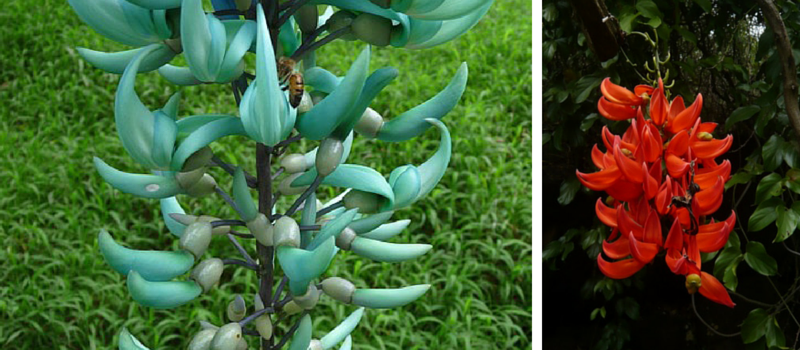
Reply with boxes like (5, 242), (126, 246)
(69, 0), (491, 348)
(577, 78), (736, 308)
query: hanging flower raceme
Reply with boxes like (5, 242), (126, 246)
(577, 78), (736, 308)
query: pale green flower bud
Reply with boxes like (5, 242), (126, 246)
(281, 154), (308, 174)
(335, 227), (357, 250)
(292, 284), (321, 310)
(352, 13), (393, 46)
(210, 323), (243, 350)
(282, 300), (303, 315)
(176, 167), (206, 190)
(255, 314), (272, 340)
(191, 258), (223, 292)
(321, 277), (355, 304)
(182, 146), (213, 172)
(274, 216), (300, 248)
(227, 295), (247, 322)
(315, 138), (344, 176)
(188, 329), (216, 350)
(247, 213), (273, 246)
(326, 11), (357, 41)
(354, 107), (384, 139)
(186, 174), (217, 197)
(343, 190), (382, 214)
(279, 173), (309, 195)
(180, 222), (213, 258)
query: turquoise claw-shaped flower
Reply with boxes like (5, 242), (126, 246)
(339, 336), (352, 350)
(309, 0), (492, 49)
(351, 284), (431, 309)
(68, 0), (178, 73)
(160, 196), (188, 236)
(98, 230), (195, 281)
(239, 4), (296, 145)
(296, 46), (373, 140)
(349, 236), (430, 263)
(291, 164), (396, 210)
(348, 211), (395, 233)
(306, 209), (358, 250)
(359, 219), (410, 241)
(289, 314), (313, 350)
(386, 118), (451, 209)
(126, 0), (182, 9)
(232, 167), (258, 222)
(115, 45), (179, 169)
(318, 308), (364, 349)
(118, 327), (150, 349)
(94, 157), (183, 198)
(376, 63), (466, 141)
(175, 0), (257, 84)
(276, 236), (336, 295)
(127, 270), (202, 309)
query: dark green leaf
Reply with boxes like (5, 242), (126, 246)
(714, 244), (742, 277)
(725, 171), (754, 190)
(744, 241), (778, 276)
(675, 27), (697, 45)
(557, 177), (580, 206)
(693, 0), (712, 12)
(543, 133), (551, 146)
(741, 308), (769, 344)
(645, 16), (662, 28)
(725, 105), (760, 130)
(636, 1), (662, 19)
(723, 257), (741, 292)
(543, 3), (557, 22)
(775, 205), (799, 242)
(573, 76), (602, 104)
(782, 141), (800, 168)
(763, 135), (785, 172)
(580, 113), (599, 132)
(748, 197), (782, 232)
(755, 173), (783, 204)
(765, 316), (786, 348)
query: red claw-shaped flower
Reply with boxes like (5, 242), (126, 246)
(578, 77), (735, 308)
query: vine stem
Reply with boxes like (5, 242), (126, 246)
(691, 294), (741, 337)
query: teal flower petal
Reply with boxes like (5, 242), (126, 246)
(291, 164), (395, 208)
(349, 236), (431, 262)
(414, 119), (451, 201)
(127, 270), (202, 309)
(288, 314), (312, 350)
(377, 62), (466, 142)
(306, 209), (358, 250)
(115, 44), (178, 169)
(68, 0), (171, 47)
(393, 0), (487, 20)
(276, 237), (336, 295)
(405, 2), (492, 49)
(359, 219), (411, 241)
(296, 46), (370, 140)
(240, 4), (295, 145)
(233, 167), (258, 222)
(332, 67), (398, 139)
(170, 116), (246, 170)
(319, 308), (364, 349)
(300, 193), (317, 248)
(388, 165), (420, 209)
(304, 67), (342, 94)
(339, 336), (352, 350)
(94, 157), (183, 198)
(77, 44), (176, 74)
(118, 328), (150, 350)
(99, 230), (194, 281)
(351, 284), (430, 309)
(158, 65), (204, 86)
(347, 211), (395, 233)
(126, 0), (182, 9)
(175, 114), (231, 139)
(279, 16), (300, 56)
(216, 20), (256, 82)
(160, 196), (187, 236)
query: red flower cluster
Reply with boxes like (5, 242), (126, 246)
(577, 78), (736, 308)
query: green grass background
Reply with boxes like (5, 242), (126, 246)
(0, 1), (532, 348)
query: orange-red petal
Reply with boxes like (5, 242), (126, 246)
(598, 97), (638, 121)
(601, 78), (642, 105)
(691, 135), (733, 160)
(695, 160), (731, 189)
(642, 208), (663, 246)
(606, 178), (644, 202)
(595, 198), (618, 228)
(664, 217), (684, 251)
(655, 177), (673, 215)
(576, 167), (621, 191)
(667, 130), (689, 157)
(694, 177), (724, 216)
(614, 144), (644, 183)
(650, 87), (668, 126)
(602, 230), (630, 260)
(643, 163), (659, 200)
(628, 231), (659, 263)
(617, 205), (643, 240)
(669, 95), (685, 119)
(641, 126), (662, 163)
(634, 84), (654, 98)
(591, 144), (605, 169)
(698, 272), (736, 308)
(668, 94), (703, 134)
(597, 254), (645, 279)
(666, 154), (690, 178)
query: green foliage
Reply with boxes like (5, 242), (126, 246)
(0, 0), (531, 349)
(741, 308), (770, 344)
(743, 241), (778, 276)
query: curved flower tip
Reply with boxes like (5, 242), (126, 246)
(667, 94), (703, 134)
(118, 327), (150, 350)
(68, 0), (173, 47)
(77, 44), (177, 74)
(627, 232), (658, 263)
(600, 78), (642, 105)
(93, 157), (182, 199)
(597, 254), (644, 279)
(575, 167), (620, 191)
(126, 270), (202, 309)
(698, 272), (735, 308)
